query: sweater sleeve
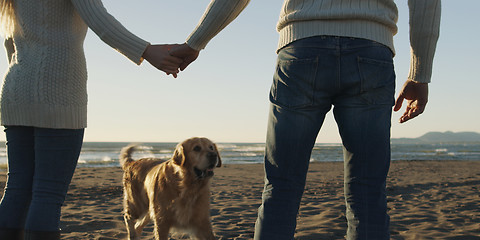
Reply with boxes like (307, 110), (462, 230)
(186, 0), (250, 51)
(407, 0), (441, 83)
(70, 0), (150, 65)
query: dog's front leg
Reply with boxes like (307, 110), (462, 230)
(194, 230), (216, 240)
(151, 206), (171, 240)
(192, 221), (216, 240)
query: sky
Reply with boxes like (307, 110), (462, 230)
(0, 0), (478, 143)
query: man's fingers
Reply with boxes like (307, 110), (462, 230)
(399, 102), (426, 123)
(161, 64), (180, 75)
(393, 93), (404, 112)
(179, 63), (188, 71)
(408, 103), (426, 119)
(179, 60), (194, 71)
(165, 71), (178, 78)
(399, 108), (412, 123)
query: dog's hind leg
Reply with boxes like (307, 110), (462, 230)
(124, 214), (140, 240)
(134, 213), (150, 237)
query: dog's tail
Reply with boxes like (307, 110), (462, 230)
(119, 144), (137, 170)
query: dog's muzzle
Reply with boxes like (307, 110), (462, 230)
(194, 166), (214, 179)
(194, 152), (219, 179)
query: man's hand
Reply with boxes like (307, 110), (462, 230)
(142, 44), (183, 78)
(394, 79), (429, 123)
(169, 43), (200, 71)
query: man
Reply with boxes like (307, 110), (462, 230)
(170, 0), (441, 239)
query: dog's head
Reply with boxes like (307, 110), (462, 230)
(173, 137), (222, 179)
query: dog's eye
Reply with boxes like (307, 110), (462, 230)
(193, 146), (201, 152)
(209, 145), (214, 151)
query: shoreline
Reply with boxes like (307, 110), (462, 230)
(1, 160), (479, 239)
(3, 159), (480, 171)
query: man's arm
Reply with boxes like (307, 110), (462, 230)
(394, 0), (441, 123)
(170, 0), (250, 70)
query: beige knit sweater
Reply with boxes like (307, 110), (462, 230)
(1, 0), (150, 129)
(186, 0), (440, 84)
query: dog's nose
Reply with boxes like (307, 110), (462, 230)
(207, 152), (217, 159)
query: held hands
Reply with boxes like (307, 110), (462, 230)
(169, 43), (200, 71)
(142, 43), (200, 78)
(394, 79), (429, 123)
(143, 44), (183, 78)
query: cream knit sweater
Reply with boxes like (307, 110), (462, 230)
(1, 0), (149, 129)
(186, 0), (440, 84)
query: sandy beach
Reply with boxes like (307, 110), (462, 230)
(1, 160), (479, 240)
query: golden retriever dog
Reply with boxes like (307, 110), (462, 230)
(119, 137), (222, 240)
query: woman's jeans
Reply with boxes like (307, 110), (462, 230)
(0, 126), (84, 231)
(254, 36), (395, 240)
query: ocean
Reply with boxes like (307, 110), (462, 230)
(1, 142), (479, 168)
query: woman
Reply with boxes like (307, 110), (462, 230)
(0, 0), (182, 239)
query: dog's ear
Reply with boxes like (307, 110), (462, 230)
(173, 144), (186, 166)
(214, 143), (222, 167)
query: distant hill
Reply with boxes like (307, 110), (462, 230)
(391, 131), (480, 143)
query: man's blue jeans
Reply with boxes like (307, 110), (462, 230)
(254, 36), (395, 240)
(0, 126), (84, 231)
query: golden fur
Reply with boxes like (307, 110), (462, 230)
(119, 137), (222, 240)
